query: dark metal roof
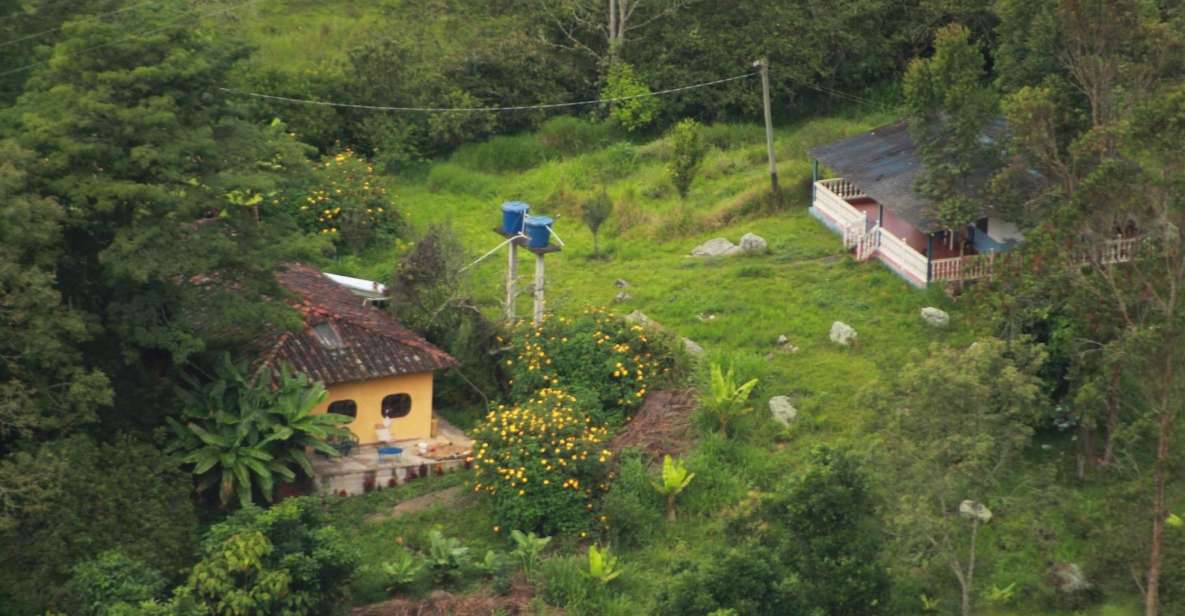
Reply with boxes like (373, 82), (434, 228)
(262, 263), (456, 385)
(808, 120), (1005, 232)
(809, 121), (935, 229)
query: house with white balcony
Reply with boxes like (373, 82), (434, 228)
(807, 121), (1026, 287)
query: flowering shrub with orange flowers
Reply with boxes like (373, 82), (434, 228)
(470, 388), (615, 536)
(296, 148), (401, 251)
(505, 307), (681, 427)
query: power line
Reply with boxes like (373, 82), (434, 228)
(0, 0), (168, 49)
(0, 0), (265, 77)
(219, 72), (758, 113)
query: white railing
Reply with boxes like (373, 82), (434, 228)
(931, 254), (995, 282)
(817, 178), (866, 200)
(1099, 236), (1140, 264)
(843, 219), (867, 249)
(878, 229), (930, 283)
(856, 225), (881, 261)
(814, 179), (868, 248)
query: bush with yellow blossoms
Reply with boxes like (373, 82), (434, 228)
(505, 307), (681, 427)
(296, 148), (401, 252)
(470, 388), (615, 536)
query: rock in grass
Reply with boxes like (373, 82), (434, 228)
(682, 338), (706, 357)
(830, 321), (857, 347)
(626, 311), (705, 357)
(739, 232), (768, 255)
(691, 238), (742, 257)
(613, 291), (632, 303)
(1049, 563), (1091, 594)
(921, 306), (950, 328)
(768, 396), (798, 427)
(614, 279), (629, 288)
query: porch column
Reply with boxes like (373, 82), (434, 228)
(878, 204), (884, 227)
(811, 159), (819, 202)
(926, 233), (934, 283)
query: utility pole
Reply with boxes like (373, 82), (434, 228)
(533, 253), (545, 327)
(506, 241), (518, 323)
(754, 57), (778, 194)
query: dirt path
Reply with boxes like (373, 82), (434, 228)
(365, 486), (465, 524)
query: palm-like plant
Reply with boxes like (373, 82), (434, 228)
(652, 454), (695, 521)
(587, 544), (622, 584)
(703, 361), (759, 434)
(168, 355), (350, 508)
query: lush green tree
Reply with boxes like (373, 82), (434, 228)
(771, 446), (891, 615)
(169, 356), (350, 509)
(185, 497), (358, 615)
(904, 23), (999, 249)
(668, 118), (706, 200)
(0, 435), (198, 614)
(601, 61), (659, 132)
(6, 3), (324, 436)
(879, 339), (1045, 616)
(0, 139), (111, 446)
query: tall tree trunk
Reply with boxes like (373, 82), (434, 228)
(1145, 352), (1176, 616)
(964, 518), (978, 616)
(1103, 366), (1122, 465)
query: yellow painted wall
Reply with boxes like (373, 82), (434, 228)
(312, 372), (435, 444)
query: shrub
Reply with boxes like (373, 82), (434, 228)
(537, 116), (615, 156)
(294, 148), (401, 252)
(471, 388), (614, 535)
(505, 307), (679, 425)
(188, 497), (358, 615)
(655, 547), (805, 616)
(65, 551), (168, 616)
(602, 62), (660, 132)
(600, 454), (663, 548)
(667, 119), (707, 200)
(0, 435), (198, 614)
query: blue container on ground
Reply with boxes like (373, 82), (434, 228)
(501, 201), (529, 233)
(524, 215), (554, 249)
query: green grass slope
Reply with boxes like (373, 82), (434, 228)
(323, 114), (1144, 615)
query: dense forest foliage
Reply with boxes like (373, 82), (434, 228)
(1, 0), (1185, 614)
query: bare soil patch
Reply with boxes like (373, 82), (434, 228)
(365, 486), (466, 524)
(610, 388), (698, 459)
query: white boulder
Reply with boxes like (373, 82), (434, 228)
(830, 321), (857, 347)
(921, 307), (950, 328)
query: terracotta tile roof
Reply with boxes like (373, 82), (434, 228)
(262, 263), (456, 384)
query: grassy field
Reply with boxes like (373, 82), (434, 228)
(318, 112), (1150, 615)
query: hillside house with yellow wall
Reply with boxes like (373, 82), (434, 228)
(262, 263), (456, 444)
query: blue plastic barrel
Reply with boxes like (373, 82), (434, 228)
(524, 215), (554, 249)
(501, 201), (529, 234)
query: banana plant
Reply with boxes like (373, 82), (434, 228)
(380, 549), (423, 594)
(652, 454), (695, 521)
(168, 354), (351, 508)
(587, 544), (621, 585)
(509, 529), (551, 575)
(704, 361), (759, 434)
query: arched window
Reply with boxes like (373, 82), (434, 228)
(381, 393), (412, 419)
(327, 400), (357, 419)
